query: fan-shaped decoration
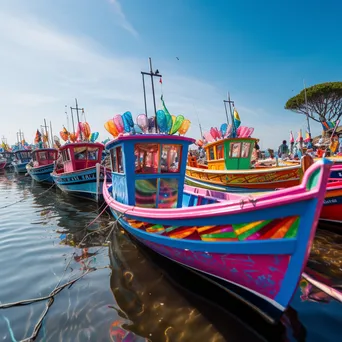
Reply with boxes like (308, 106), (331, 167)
(178, 119), (191, 135)
(170, 115), (184, 134)
(136, 114), (148, 133)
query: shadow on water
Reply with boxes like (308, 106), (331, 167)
(109, 226), (308, 342)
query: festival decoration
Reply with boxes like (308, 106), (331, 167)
(90, 132), (99, 142)
(136, 114), (149, 133)
(233, 108), (241, 129)
(178, 119), (191, 136)
(82, 122), (91, 140)
(170, 115), (184, 135)
(104, 120), (119, 138)
(156, 110), (168, 133)
(114, 115), (124, 134)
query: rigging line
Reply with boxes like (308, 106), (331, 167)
(0, 183), (55, 210)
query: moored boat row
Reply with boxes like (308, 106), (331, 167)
(1, 76), (340, 327)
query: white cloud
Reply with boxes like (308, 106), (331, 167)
(0, 6), (315, 150)
(107, 0), (138, 37)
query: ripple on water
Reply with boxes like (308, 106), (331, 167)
(1, 172), (342, 341)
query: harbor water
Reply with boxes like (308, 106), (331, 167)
(0, 171), (342, 341)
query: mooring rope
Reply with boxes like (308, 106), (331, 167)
(0, 183), (56, 210)
(0, 212), (123, 341)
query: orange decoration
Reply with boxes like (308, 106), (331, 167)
(104, 119), (119, 137)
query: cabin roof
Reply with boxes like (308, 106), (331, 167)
(14, 149), (31, 154)
(31, 148), (57, 154)
(204, 137), (257, 149)
(59, 142), (104, 151)
(106, 134), (195, 150)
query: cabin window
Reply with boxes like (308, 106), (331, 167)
(48, 151), (56, 160)
(39, 151), (47, 160)
(208, 147), (215, 160)
(116, 147), (124, 173)
(32, 153), (37, 161)
(74, 147), (87, 160)
(87, 148), (99, 161)
(110, 148), (117, 172)
(135, 143), (160, 174)
(135, 178), (158, 208)
(216, 144), (224, 159)
(230, 143), (241, 158)
(61, 149), (71, 162)
(111, 147), (124, 173)
(160, 144), (182, 173)
(158, 178), (178, 208)
(241, 142), (251, 158)
(20, 152), (30, 160)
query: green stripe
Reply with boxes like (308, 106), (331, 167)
(238, 220), (272, 240)
(285, 217), (300, 238)
(165, 226), (180, 233)
(202, 231), (237, 239)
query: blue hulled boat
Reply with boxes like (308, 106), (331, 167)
(51, 142), (111, 201)
(26, 148), (58, 183)
(12, 149), (31, 173)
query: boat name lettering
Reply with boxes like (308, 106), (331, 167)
(323, 198), (337, 205)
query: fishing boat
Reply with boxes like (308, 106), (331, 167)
(103, 132), (332, 323)
(51, 142), (109, 201)
(26, 148), (58, 183)
(320, 179), (342, 225)
(12, 149), (32, 173)
(186, 138), (302, 192)
(0, 155), (6, 169)
(2, 151), (14, 168)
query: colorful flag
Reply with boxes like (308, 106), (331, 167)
(159, 78), (162, 84)
(233, 108), (241, 129)
(290, 131), (294, 143)
(34, 129), (42, 144)
(321, 120), (337, 131)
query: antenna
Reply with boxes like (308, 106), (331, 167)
(141, 58), (162, 132)
(70, 98), (84, 140)
(224, 92), (236, 137)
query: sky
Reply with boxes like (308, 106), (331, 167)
(0, 0), (341, 150)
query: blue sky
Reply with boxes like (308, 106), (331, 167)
(0, 0), (341, 149)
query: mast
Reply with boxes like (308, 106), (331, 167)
(44, 118), (50, 148)
(70, 98), (84, 141)
(65, 105), (70, 132)
(70, 107), (75, 135)
(50, 121), (54, 147)
(223, 99), (230, 125)
(141, 58), (162, 132)
(193, 104), (203, 138)
(224, 92), (236, 137)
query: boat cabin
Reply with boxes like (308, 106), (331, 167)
(14, 149), (32, 163)
(57, 142), (104, 173)
(203, 138), (257, 170)
(106, 134), (195, 208)
(2, 152), (14, 163)
(31, 148), (58, 167)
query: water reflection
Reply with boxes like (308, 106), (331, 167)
(0, 173), (341, 341)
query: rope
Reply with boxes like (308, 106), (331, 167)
(84, 204), (109, 229)
(0, 212), (123, 341)
(0, 183), (55, 210)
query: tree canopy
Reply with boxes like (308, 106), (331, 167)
(285, 82), (342, 123)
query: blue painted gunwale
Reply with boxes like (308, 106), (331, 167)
(52, 166), (110, 202)
(12, 162), (29, 173)
(27, 163), (55, 183)
(185, 175), (274, 193)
